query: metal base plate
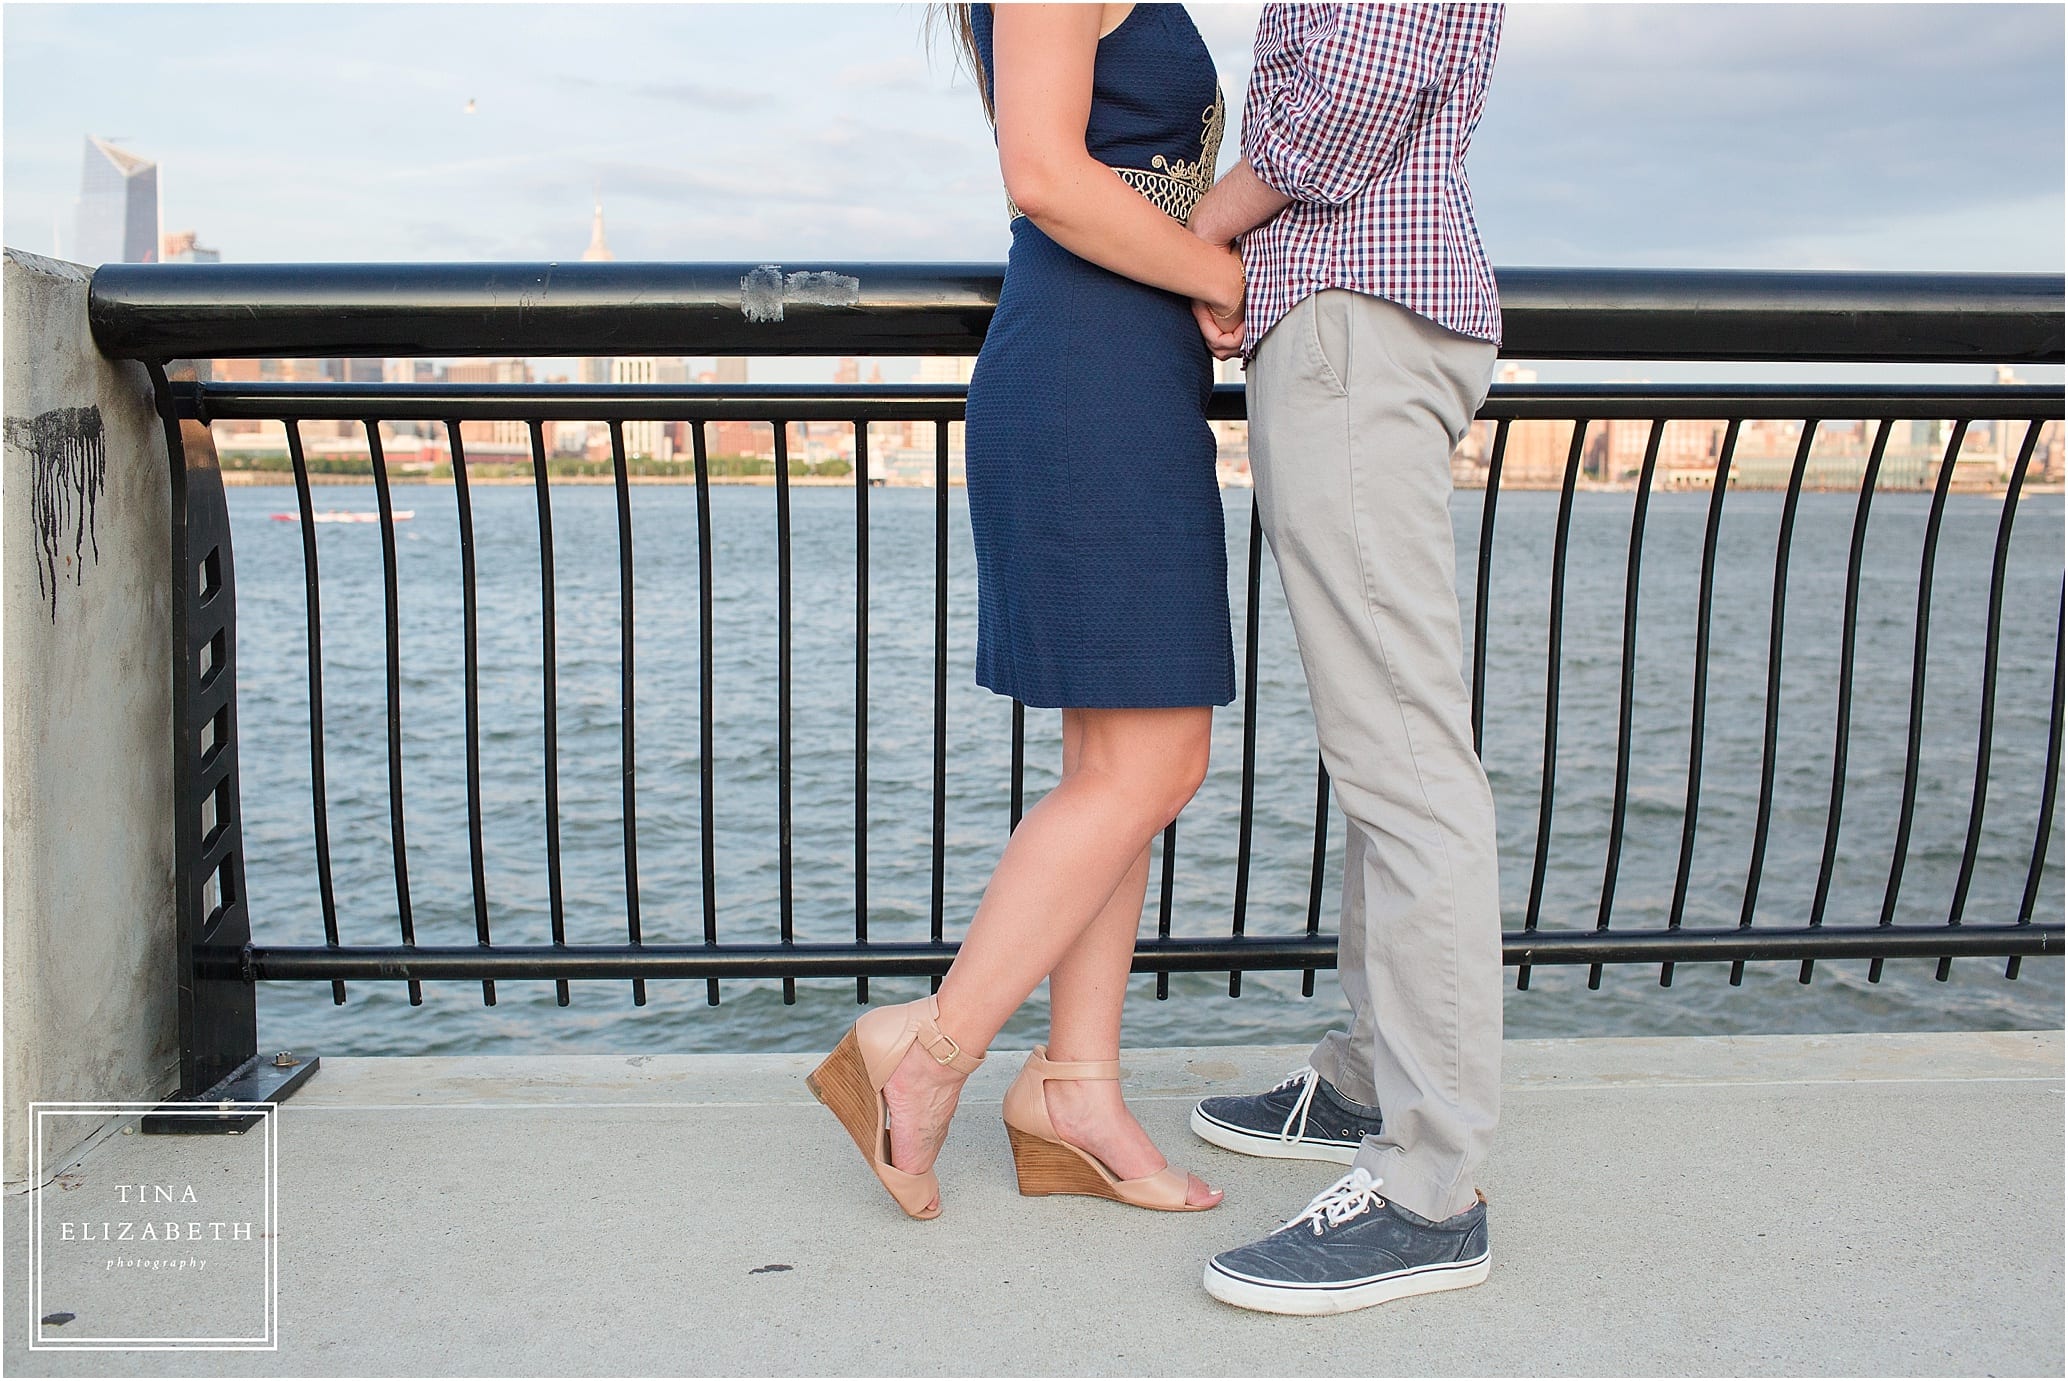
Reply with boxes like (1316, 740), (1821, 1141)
(141, 1053), (321, 1134)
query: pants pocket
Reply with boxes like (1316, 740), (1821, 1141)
(1306, 291), (1350, 397)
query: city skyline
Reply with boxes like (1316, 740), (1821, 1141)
(7, 5), (2061, 388)
(201, 349), (2061, 495)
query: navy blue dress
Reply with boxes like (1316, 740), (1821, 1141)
(964, 3), (1236, 709)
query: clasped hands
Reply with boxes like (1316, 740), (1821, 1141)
(1188, 210), (1245, 362)
(1191, 293), (1245, 362)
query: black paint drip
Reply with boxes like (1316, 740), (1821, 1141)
(5, 405), (106, 620)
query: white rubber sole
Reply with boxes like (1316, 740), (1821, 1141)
(1203, 1252), (1491, 1316)
(1189, 1106), (1361, 1165)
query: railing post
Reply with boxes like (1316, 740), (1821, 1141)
(138, 359), (318, 1132)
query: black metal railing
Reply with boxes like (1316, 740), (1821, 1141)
(87, 263), (2065, 1109)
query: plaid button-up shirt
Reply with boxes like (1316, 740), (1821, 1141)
(1240, 3), (1503, 356)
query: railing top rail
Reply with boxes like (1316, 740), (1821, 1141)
(91, 263), (2065, 366)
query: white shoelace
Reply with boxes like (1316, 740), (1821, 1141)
(1271, 1065), (1322, 1146)
(1281, 1167), (1386, 1237)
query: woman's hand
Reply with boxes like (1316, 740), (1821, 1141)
(1193, 298), (1244, 361)
(1191, 238), (1245, 360)
(1192, 247), (1245, 359)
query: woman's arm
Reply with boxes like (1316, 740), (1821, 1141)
(991, 2), (1243, 317)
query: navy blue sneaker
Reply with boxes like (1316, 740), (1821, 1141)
(1191, 1066), (1381, 1165)
(1204, 1169), (1490, 1316)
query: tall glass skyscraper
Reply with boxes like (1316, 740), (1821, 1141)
(75, 137), (158, 264)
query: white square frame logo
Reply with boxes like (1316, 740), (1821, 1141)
(29, 1101), (278, 1351)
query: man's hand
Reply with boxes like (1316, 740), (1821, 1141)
(1185, 156), (1293, 361)
(1192, 298), (1245, 360)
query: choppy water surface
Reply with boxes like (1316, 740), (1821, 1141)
(231, 483), (2063, 1056)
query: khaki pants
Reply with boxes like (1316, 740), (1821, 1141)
(1246, 288), (1502, 1222)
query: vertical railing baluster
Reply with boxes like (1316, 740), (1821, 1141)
(1947, 422), (2042, 942)
(1520, 420), (1589, 991)
(1663, 420), (1740, 987)
(852, 421), (868, 1004)
(1228, 500), (1265, 997)
(1873, 420), (1968, 984)
(1734, 419), (1819, 987)
(609, 421), (645, 1006)
(931, 421), (949, 990)
(1470, 419), (1509, 755)
(285, 421), (345, 1005)
(855, 422), (871, 1005)
(1303, 756), (1330, 998)
(366, 421), (420, 1005)
(1807, 421), (1893, 978)
(774, 421), (796, 1004)
(1155, 821), (1176, 1000)
(2013, 584), (2064, 979)
(446, 423), (494, 1006)
(529, 420), (568, 1006)
(1010, 701), (1026, 832)
(1591, 418), (1665, 989)
(693, 420), (720, 1005)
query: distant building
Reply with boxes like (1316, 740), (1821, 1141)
(160, 229), (219, 263)
(713, 358), (749, 385)
(75, 137), (158, 265)
(574, 198), (618, 394)
(915, 356), (976, 386)
(582, 198), (614, 262)
(380, 359), (437, 385)
(445, 359), (530, 385)
(448, 360), (532, 457)
(711, 420), (772, 460)
(612, 358), (671, 461)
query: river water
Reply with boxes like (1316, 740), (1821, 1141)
(229, 482), (2062, 1057)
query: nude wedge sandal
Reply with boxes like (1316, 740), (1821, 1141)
(805, 995), (985, 1220)
(1000, 1046), (1219, 1212)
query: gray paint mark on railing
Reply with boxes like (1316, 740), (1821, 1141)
(739, 264), (862, 323)
(5, 404), (106, 620)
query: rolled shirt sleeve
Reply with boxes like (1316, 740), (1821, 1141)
(1243, 4), (1448, 207)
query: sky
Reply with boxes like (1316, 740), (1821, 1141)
(3, 2), (2062, 380)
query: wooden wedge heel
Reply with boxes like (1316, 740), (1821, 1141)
(805, 995), (985, 1220)
(1000, 1046), (1220, 1212)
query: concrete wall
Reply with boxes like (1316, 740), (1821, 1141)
(3, 248), (178, 1185)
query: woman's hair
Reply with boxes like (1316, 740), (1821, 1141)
(927, 4), (994, 122)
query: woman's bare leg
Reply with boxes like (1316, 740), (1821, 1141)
(1042, 716), (1220, 1206)
(879, 706), (1212, 1209)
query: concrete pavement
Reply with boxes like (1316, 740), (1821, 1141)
(5, 1030), (2061, 1376)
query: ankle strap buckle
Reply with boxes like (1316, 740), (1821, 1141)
(921, 1031), (964, 1067)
